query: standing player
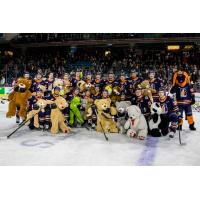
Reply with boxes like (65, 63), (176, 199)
(128, 69), (143, 96)
(148, 70), (163, 101)
(117, 71), (130, 99)
(44, 72), (55, 97)
(31, 72), (46, 94)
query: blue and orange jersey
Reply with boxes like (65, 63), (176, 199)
(156, 96), (179, 114)
(171, 83), (195, 106)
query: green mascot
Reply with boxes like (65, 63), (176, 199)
(69, 96), (84, 126)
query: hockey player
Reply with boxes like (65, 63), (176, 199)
(131, 87), (152, 123)
(71, 69), (82, 88)
(170, 71), (196, 131)
(92, 84), (102, 100)
(148, 70), (163, 101)
(117, 71), (130, 99)
(63, 72), (72, 95)
(44, 72), (55, 96)
(104, 71), (118, 91)
(31, 72), (46, 94)
(156, 87), (179, 138)
(27, 87), (48, 130)
(128, 69), (143, 95)
(102, 89), (110, 99)
(92, 72), (105, 92)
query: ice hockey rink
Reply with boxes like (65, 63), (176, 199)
(0, 102), (200, 166)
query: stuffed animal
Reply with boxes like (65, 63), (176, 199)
(69, 96), (84, 126)
(94, 98), (118, 133)
(149, 102), (166, 137)
(139, 80), (156, 103)
(6, 78), (32, 120)
(50, 96), (71, 134)
(124, 105), (148, 140)
(116, 101), (131, 134)
(77, 80), (95, 97)
(111, 86), (121, 103)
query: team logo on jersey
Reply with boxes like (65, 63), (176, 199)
(180, 88), (187, 98)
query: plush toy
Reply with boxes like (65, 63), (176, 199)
(94, 98), (118, 133)
(69, 96), (84, 126)
(81, 97), (94, 120)
(110, 86), (121, 103)
(149, 102), (166, 137)
(139, 80), (156, 103)
(6, 78), (32, 120)
(77, 80), (95, 97)
(26, 99), (52, 129)
(124, 105), (148, 140)
(116, 101), (131, 134)
(50, 96), (71, 134)
(52, 79), (65, 96)
(77, 80), (87, 97)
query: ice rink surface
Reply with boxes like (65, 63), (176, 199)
(0, 102), (200, 166)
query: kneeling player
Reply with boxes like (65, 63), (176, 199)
(157, 87), (179, 138)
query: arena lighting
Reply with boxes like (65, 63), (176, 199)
(167, 45), (180, 50)
(184, 45), (193, 50)
(4, 51), (13, 56)
(105, 50), (111, 56)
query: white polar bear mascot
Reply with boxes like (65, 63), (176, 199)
(124, 105), (148, 140)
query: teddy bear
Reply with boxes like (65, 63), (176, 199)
(149, 102), (167, 137)
(138, 80), (156, 103)
(26, 98), (53, 129)
(50, 96), (71, 134)
(69, 96), (84, 126)
(77, 80), (95, 97)
(94, 98), (118, 133)
(124, 105), (148, 140)
(6, 78), (32, 120)
(104, 85), (121, 103)
(116, 101), (131, 134)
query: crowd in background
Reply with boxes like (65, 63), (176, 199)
(0, 47), (200, 90)
(11, 33), (200, 43)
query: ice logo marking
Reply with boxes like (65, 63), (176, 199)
(21, 139), (54, 148)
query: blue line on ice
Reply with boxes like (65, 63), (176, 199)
(137, 137), (159, 166)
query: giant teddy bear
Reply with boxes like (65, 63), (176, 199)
(124, 105), (148, 140)
(94, 98), (118, 133)
(6, 78), (32, 120)
(50, 96), (71, 134)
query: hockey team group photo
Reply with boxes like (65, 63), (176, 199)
(0, 33), (199, 166)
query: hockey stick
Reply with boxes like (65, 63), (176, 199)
(178, 116), (186, 146)
(0, 109), (40, 140)
(94, 109), (108, 141)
